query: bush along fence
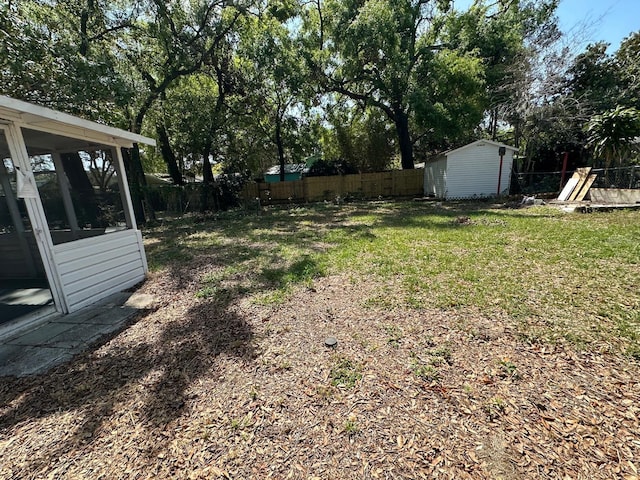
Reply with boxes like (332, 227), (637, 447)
(240, 169), (425, 205)
(143, 180), (243, 214)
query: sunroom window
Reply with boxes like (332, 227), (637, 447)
(21, 127), (132, 245)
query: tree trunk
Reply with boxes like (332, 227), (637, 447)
(200, 142), (215, 212)
(79, 0), (94, 57)
(394, 110), (414, 170)
(202, 147), (214, 185)
(60, 152), (103, 226)
(491, 108), (498, 141)
(275, 117), (286, 181)
(124, 107), (157, 224)
(121, 147), (148, 223)
(155, 121), (183, 185)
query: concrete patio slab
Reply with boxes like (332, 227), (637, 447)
(9, 322), (77, 346)
(46, 322), (124, 349)
(0, 292), (157, 377)
(0, 347), (75, 377)
(0, 343), (25, 366)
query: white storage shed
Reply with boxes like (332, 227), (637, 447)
(424, 139), (518, 199)
(0, 96), (155, 332)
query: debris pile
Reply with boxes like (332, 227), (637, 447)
(556, 167), (640, 211)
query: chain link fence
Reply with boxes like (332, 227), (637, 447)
(512, 165), (640, 195)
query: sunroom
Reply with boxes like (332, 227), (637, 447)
(0, 96), (155, 335)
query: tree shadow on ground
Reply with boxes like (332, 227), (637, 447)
(144, 208), (341, 273)
(0, 286), (255, 472)
(141, 201), (532, 298)
(341, 199), (564, 230)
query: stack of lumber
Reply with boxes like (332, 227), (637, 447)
(557, 167), (597, 202)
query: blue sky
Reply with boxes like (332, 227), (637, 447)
(452, 0), (640, 53)
(556, 0), (640, 51)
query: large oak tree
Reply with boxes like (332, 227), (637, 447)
(303, 0), (485, 168)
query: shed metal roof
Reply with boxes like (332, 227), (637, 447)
(445, 139), (518, 156)
(265, 163), (308, 175)
(425, 139), (518, 164)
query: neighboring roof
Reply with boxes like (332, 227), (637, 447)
(0, 95), (156, 149)
(264, 163), (309, 175)
(303, 155), (322, 168)
(445, 139), (518, 157)
(144, 173), (173, 185)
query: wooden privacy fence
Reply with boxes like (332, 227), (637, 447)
(241, 169), (424, 204)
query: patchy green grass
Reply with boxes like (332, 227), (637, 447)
(343, 417), (360, 437)
(412, 363), (440, 382)
(329, 357), (362, 389)
(384, 325), (403, 347)
(498, 359), (520, 379)
(483, 396), (507, 421)
(144, 201), (640, 352)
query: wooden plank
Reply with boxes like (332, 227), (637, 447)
(253, 170), (423, 202)
(241, 183), (259, 202)
(304, 177), (330, 201)
(392, 169), (424, 196)
(557, 176), (579, 201)
(573, 174), (597, 201)
(342, 174), (361, 196)
(568, 167), (592, 201)
(589, 188), (640, 204)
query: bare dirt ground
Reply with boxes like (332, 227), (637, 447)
(1, 259), (639, 479)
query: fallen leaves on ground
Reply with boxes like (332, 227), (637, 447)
(1, 268), (638, 479)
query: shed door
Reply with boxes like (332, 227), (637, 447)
(0, 125), (65, 326)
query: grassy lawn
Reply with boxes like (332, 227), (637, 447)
(146, 201), (640, 355)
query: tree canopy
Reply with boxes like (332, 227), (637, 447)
(2, 0), (638, 218)
(301, 0), (486, 168)
(586, 106), (640, 168)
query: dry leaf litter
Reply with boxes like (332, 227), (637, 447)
(1, 262), (639, 479)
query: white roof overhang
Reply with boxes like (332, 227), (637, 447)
(0, 95), (156, 151)
(445, 139), (518, 157)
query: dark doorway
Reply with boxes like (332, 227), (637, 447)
(0, 130), (54, 327)
(0, 280), (53, 325)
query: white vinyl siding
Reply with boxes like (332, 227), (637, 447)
(424, 141), (516, 200)
(53, 229), (146, 312)
(446, 144), (514, 199)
